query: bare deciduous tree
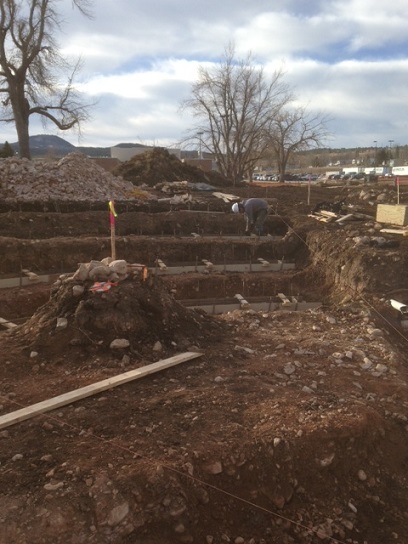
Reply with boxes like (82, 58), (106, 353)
(267, 105), (330, 182)
(0, 0), (93, 159)
(182, 44), (290, 185)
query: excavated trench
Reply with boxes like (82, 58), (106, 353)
(3, 200), (404, 326)
(2, 194), (408, 544)
(0, 208), (330, 324)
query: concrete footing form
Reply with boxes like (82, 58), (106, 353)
(181, 293), (322, 315)
(0, 259), (295, 289)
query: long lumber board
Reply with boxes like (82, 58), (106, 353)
(380, 228), (408, 236)
(0, 351), (202, 431)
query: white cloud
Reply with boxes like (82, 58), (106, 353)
(2, 0), (408, 150)
(78, 59), (200, 99)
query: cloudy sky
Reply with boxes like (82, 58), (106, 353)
(3, 0), (408, 151)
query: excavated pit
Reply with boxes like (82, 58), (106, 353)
(1, 182), (408, 544)
(0, 228), (319, 321)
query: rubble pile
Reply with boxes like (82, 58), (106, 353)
(349, 185), (399, 204)
(0, 152), (139, 202)
(11, 258), (225, 356)
(113, 147), (232, 187)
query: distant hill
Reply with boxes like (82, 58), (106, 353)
(8, 134), (112, 158)
(10, 135), (76, 157)
(113, 142), (149, 149)
(6, 136), (170, 159)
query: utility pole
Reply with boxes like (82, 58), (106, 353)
(388, 139), (394, 167)
(373, 140), (377, 166)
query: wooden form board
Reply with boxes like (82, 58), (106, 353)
(0, 352), (202, 431)
(153, 262), (295, 275)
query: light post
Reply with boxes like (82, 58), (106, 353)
(388, 139), (394, 167)
(373, 140), (377, 167)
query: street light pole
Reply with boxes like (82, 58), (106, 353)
(388, 139), (394, 167)
(373, 140), (377, 167)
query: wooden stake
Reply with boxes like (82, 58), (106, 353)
(111, 222), (116, 260)
(109, 200), (117, 260)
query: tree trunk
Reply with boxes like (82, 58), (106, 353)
(11, 89), (32, 159)
(14, 111), (31, 159)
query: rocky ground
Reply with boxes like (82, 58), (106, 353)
(1, 153), (408, 544)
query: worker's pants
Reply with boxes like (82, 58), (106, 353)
(245, 209), (268, 235)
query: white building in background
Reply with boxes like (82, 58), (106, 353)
(341, 166), (390, 176)
(392, 166), (408, 176)
(110, 145), (154, 162)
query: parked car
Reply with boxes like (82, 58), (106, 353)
(351, 173), (365, 180)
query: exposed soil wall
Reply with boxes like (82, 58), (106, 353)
(0, 210), (288, 239)
(306, 229), (408, 295)
(0, 234), (306, 276)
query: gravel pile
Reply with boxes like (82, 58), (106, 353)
(0, 152), (138, 202)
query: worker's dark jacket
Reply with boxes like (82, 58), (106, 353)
(242, 198), (268, 224)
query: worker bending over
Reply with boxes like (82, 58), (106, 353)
(231, 198), (269, 236)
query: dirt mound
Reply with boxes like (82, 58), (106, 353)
(113, 147), (232, 187)
(7, 261), (225, 360)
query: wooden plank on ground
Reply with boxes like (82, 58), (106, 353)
(21, 269), (41, 281)
(234, 293), (250, 308)
(319, 210), (338, 218)
(212, 192), (239, 202)
(0, 352), (203, 431)
(380, 228), (408, 236)
(0, 317), (17, 329)
(351, 212), (375, 220)
(308, 214), (331, 223)
(335, 213), (356, 224)
(277, 293), (292, 306)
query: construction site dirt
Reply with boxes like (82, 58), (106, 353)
(1, 179), (408, 544)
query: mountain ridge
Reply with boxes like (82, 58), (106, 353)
(6, 134), (151, 158)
